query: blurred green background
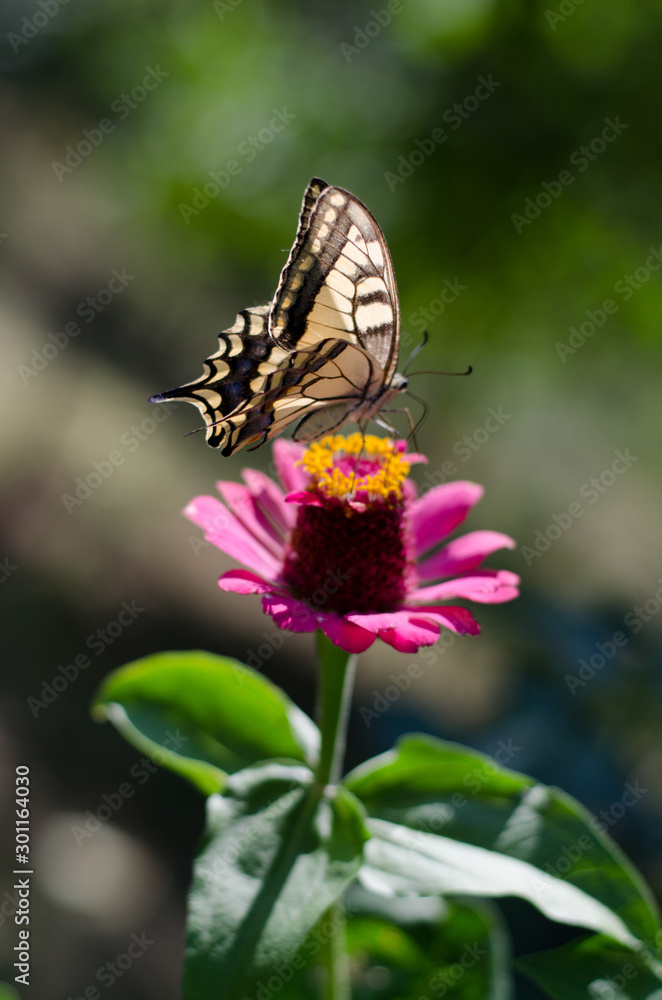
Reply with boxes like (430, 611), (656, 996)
(1, 0), (662, 996)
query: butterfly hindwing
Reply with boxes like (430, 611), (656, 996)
(150, 305), (287, 451)
(230, 338), (385, 453)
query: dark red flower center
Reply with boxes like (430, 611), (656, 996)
(283, 497), (413, 615)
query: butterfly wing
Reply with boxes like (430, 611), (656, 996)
(151, 307), (386, 455)
(149, 305), (287, 451)
(220, 338), (387, 454)
(270, 178), (400, 383)
(150, 178), (402, 455)
(248, 337), (387, 448)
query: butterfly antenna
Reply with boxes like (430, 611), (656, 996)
(402, 330), (429, 375)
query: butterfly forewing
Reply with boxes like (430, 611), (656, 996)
(269, 180), (400, 382)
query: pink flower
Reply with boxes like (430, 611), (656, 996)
(184, 435), (519, 655)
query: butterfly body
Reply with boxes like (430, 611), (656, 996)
(151, 178), (407, 455)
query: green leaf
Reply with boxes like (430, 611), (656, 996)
(0, 985), (21, 1000)
(517, 934), (662, 1000)
(92, 650), (319, 794)
(344, 735), (659, 951)
(344, 893), (513, 1000)
(183, 762), (367, 1000)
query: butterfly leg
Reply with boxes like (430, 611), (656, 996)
(371, 413), (398, 434)
(375, 406), (422, 452)
(348, 422), (369, 497)
(402, 406), (420, 453)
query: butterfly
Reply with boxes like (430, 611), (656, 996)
(150, 177), (408, 455)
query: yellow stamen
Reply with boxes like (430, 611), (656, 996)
(301, 434), (409, 502)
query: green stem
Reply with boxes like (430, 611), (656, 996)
(314, 631), (356, 999)
(315, 631), (357, 787)
(321, 901), (350, 1000)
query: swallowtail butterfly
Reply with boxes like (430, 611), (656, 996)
(150, 178), (407, 454)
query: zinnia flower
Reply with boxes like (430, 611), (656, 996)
(185, 434), (519, 654)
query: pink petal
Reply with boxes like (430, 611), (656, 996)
(393, 440), (426, 465)
(409, 481), (484, 555)
(403, 478), (418, 504)
(318, 615), (375, 653)
(346, 609), (458, 652)
(184, 496), (281, 581)
(410, 605), (481, 636)
(218, 569), (276, 595)
(410, 570), (520, 605)
(476, 586), (519, 604)
(285, 491), (323, 507)
(241, 468), (295, 533)
(273, 440), (307, 494)
(345, 610), (428, 632)
(416, 530), (516, 582)
(216, 480), (285, 558)
(378, 618), (441, 653)
(261, 593), (319, 633)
